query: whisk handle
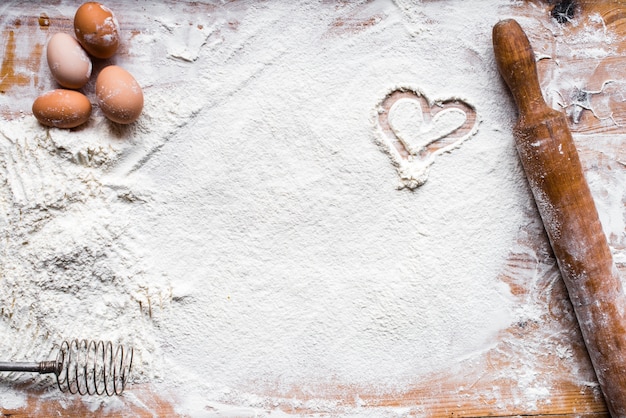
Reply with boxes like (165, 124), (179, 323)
(0, 361), (61, 374)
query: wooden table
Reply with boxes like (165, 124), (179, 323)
(1, 1), (625, 416)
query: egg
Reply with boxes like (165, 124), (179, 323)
(32, 89), (92, 128)
(95, 65), (143, 124)
(74, 2), (120, 59)
(46, 33), (92, 89)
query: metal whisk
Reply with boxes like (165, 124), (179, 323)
(0, 339), (133, 396)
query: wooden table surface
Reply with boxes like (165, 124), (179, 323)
(1, 0), (626, 416)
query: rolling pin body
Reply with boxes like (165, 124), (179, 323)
(493, 19), (626, 417)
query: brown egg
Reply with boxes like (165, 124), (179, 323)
(95, 65), (143, 124)
(32, 89), (92, 128)
(46, 33), (92, 89)
(74, 2), (120, 59)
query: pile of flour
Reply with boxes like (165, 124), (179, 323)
(1, 1), (624, 415)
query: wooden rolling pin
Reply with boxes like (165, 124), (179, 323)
(493, 19), (626, 417)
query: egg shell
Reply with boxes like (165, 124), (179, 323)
(96, 65), (143, 124)
(74, 2), (120, 59)
(32, 89), (92, 129)
(46, 33), (92, 89)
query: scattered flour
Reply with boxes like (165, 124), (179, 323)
(0, 0), (624, 416)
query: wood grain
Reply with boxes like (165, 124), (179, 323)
(0, 385), (180, 417)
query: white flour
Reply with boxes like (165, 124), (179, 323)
(0, 1), (624, 416)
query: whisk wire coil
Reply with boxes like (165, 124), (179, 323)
(0, 339), (132, 396)
(55, 339), (133, 396)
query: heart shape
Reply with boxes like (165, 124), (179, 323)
(374, 88), (479, 189)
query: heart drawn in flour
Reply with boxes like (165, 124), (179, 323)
(374, 88), (478, 189)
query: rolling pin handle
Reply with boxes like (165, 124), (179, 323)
(492, 19), (548, 119)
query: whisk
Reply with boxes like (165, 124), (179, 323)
(0, 339), (133, 396)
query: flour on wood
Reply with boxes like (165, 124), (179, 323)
(0, 0), (623, 416)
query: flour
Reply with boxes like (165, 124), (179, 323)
(0, 0), (527, 412)
(0, 0), (624, 416)
(375, 87), (479, 189)
(388, 98), (468, 153)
